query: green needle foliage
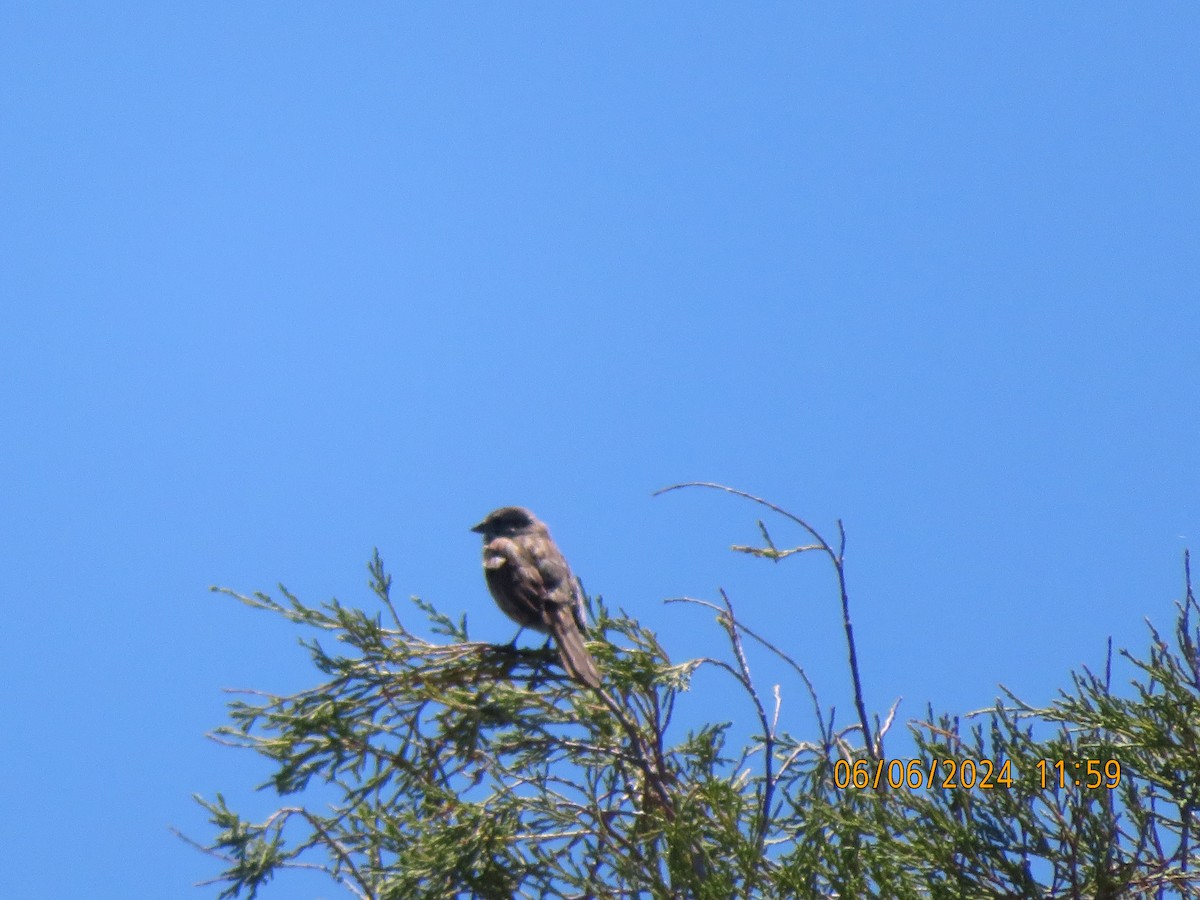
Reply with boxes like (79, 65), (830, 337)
(184, 489), (1200, 899)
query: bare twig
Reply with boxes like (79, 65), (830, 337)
(654, 482), (875, 758)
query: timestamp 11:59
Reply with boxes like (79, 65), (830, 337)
(1036, 759), (1122, 789)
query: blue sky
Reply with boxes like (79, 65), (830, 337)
(2, 5), (1198, 897)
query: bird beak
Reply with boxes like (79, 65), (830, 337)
(470, 520), (486, 534)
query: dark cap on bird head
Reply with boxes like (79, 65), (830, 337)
(471, 506), (538, 535)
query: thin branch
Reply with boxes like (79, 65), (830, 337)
(715, 587), (776, 856)
(654, 482), (875, 757)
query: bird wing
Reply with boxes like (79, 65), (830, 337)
(526, 534), (587, 629)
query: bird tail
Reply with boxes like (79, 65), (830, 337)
(549, 606), (602, 689)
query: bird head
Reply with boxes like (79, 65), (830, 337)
(470, 506), (540, 538)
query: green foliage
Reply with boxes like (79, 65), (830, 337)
(185, 504), (1200, 899)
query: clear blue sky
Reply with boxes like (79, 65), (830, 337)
(2, 5), (1197, 897)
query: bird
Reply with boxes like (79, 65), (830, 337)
(470, 506), (602, 689)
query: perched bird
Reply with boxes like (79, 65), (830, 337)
(470, 506), (602, 689)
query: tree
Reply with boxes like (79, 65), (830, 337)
(182, 485), (1200, 898)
